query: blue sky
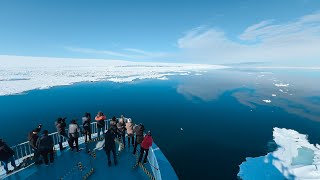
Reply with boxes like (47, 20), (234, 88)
(0, 0), (320, 65)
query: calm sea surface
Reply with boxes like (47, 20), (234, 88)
(1, 69), (320, 179)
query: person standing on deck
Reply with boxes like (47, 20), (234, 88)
(104, 127), (117, 166)
(133, 123), (145, 155)
(36, 130), (54, 166)
(95, 111), (106, 138)
(68, 119), (80, 152)
(110, 116), (117, 131)
(82, 113), (92, 142)
(138, 131), (153, 164)
(0, 139), (18, 174)
(27, 128), (41, 165)
(55, 117), (68, 150)
(125, 118), (135, 148)
(117, 117), (126, 147)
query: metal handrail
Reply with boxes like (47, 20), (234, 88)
(0, 118), (162, 180)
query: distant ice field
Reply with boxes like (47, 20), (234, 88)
(0, 55), (226, 96)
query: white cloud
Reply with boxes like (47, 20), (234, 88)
(64, 47), (135, 59)
(177, 12), (320, 65)
(65, 46), (169, 60)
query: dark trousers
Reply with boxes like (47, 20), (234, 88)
(40, 149), (54, 165)
(127, 136), (134, 147)
(138, 147), (149, 163)
(58, 132), (69, 149)
(1, 156), (16, 172)
(33, 148), (41, 164)
(84, 127), (92, 142)
(118, 132), (126, 146)
(105, 146), (117, 164)
(133, 139), (141, 155)
(69, 136), (79, 151)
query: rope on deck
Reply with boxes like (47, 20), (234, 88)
(132, 151), (156, 180)
(60, 162), (84, 180)
(89, 151), (97, 159)
(82, 168), (94, 180)
(139, 163), (156, 180)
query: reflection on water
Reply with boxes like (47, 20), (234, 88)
(176, 68), (320, 121)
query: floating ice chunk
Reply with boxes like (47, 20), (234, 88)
(279, 89), (288, 93)
(272, 94), (277, 97)
(157, 76), (169, 80)
(262, 100), (272, 103)
(194, 73), (202, 76)
(274, 83), (289, 87)
(180, 128), (183, 131)
(238, 128), (320, 180)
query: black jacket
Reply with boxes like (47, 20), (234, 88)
(0, 142), (15, 161)
(104, 129), (117, 150)
(28, 132), (39, 149)
(36, 135), (54, 152)
(55, 121), (67, 134)
(134, 125), (145, 144)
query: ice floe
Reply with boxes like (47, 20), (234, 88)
(0, 55), (227, 96)
(262, 100), (272, 103)
(274, 83), (290, 87)
(238, 128), (320, 180)
(272, 94), (277, 97)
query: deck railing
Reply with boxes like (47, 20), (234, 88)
(0, 119), (162, 180)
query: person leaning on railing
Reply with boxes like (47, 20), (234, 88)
(55, 117), (69, 150)
(117, 117), (126, 147)
(95, 111), (106, 138)
(0, 139), (18, 174)
(68, 119), (80, 152)
(133, 123), (145, 155)
(138, 130), (153, 164)
(27, 128), (41, 165)
(36, 130), (54, 166)
(125, 118), (135, 148)
(82, 112), (92, 142)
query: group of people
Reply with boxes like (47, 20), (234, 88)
(0, 111), (153, 175)
(104, 115), (153, 166)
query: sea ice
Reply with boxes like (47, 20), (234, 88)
(238, 128), (320, 180)
(272, 94), (277, 97)
(262, 100), (272, 103)
(274, 83), (289, 87)
(0, 55), (227, 96)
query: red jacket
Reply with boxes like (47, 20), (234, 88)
(141, 135), (153, 149)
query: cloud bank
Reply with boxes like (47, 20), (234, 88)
(177, 12), (320, 65)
